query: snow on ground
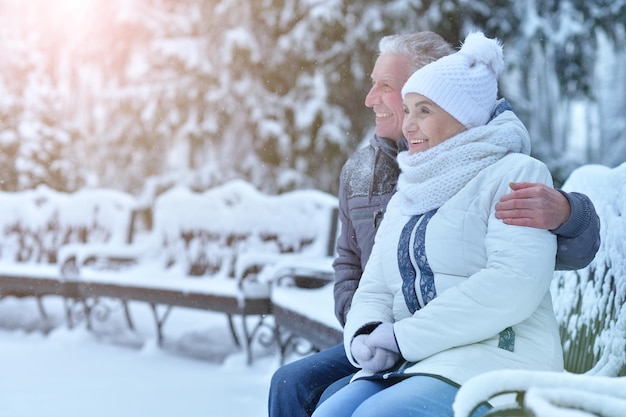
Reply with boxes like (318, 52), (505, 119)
(0, 295), (284, 417)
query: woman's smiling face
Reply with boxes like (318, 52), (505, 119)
(402, 93), (465, 154)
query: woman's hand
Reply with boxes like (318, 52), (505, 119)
(366, 323), (400, 353)
(351, 325), (401, 373)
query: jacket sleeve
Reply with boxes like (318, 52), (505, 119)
(342, 204), (397, 365)
(332, 168), (364, 327)
(552, 191), (601, 271)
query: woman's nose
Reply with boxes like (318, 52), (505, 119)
(404, 117), (417, 132)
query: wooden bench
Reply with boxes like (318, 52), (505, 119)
(268, 256), (342, 363)
(0, 187), (135, 321)
(0, 268), (81, 324)
(453, 162), (626, 417)
(67, 276), (271, 364)
(57, 181), (339, 364)
(240, 206), (343, 364)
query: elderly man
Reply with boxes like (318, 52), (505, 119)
(268, 31), (600, 417)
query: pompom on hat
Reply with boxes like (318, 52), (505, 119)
(401, 31), (504, 128)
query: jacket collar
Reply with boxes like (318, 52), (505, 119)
(369, 135), (407, 159)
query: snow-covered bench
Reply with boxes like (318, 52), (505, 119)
(454, 162), (626, 417)
(58, 180), (339, 364)
(236, 206), (342, 364)
(266, 255), (342, 364)
(66, 267), (272, 364)
(0, 187), (135, 319)
(0, 266), (80, 322)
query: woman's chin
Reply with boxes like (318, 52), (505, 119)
(408, 143), (428, 154)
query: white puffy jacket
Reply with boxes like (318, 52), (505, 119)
(344, 151), (564, 385)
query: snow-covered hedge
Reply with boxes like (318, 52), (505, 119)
(0, 186), (135, 264)
(551, 162), (626, 376)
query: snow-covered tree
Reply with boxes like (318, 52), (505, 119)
(0, 6), (82, 191)
(458, 0), (626, 183)
(0, 0), (624, 194)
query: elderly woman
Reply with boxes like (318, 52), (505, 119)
(312, 32), (563, 417)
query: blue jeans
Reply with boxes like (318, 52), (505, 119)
(311, 374), (491, 417)
(268, 343), (357, 417)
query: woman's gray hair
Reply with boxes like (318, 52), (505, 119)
(378, 31), (456, 74)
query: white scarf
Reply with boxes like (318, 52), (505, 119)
(397, 124), (523, 215)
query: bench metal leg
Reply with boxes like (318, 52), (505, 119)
(149, 303), (172, 346)
(273, 324), (319, 365)
(240, 314), (275, 365)
(121, 300), (135, 331)
(64, 297), (77, 329)
(35, 296), (48, 319)
(225, 313), (276, 365)
(63, 296), (97, 330)
(226, 314), (241, 347)
(276, 329), (295, 366)
(82, 297), (99, 330)
(241, 315), (252, 364)
(271, 321), (289, 365)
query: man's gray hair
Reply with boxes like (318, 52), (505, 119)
(378, 31), (456, 74)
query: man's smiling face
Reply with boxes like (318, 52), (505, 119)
(364, 54), (411, 142)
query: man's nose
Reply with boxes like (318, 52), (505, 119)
(365, 86), (379, 107)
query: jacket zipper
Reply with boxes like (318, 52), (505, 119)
(373, 210), (382, 228)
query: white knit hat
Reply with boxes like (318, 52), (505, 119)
(401, 31), (504, 128)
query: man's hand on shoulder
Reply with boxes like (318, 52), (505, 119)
(495, 182), (571, 230)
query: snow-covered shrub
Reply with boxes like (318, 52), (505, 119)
(551, 162), (626, 376)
